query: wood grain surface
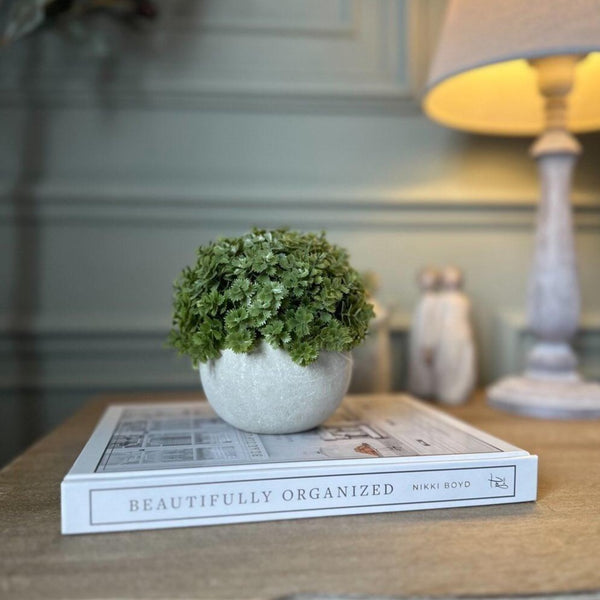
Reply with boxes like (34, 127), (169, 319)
(1, 392), (599, 600)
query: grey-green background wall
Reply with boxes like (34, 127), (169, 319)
(2, 0), (600, 466)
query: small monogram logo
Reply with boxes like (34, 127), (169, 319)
(488, 474), (509, 489)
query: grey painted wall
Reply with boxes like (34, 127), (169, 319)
(2, 0), (600, 466)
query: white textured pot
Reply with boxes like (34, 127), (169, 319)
(199, 341), (352, 434)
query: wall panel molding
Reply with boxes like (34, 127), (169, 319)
(0, 329), (193, 392)
(0, 313), (411, 392)
(166, 0), (357, 36)
(5, 309), (600, 393)
(2, 184), (600, 229)
(0, 87), (417, 115)
(0, 0), (413, 114)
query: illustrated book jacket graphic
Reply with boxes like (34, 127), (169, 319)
(61, 395), (538, 534)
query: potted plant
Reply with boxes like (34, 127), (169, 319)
(169, 228), (374, 434)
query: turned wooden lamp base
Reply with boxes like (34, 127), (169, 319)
(488, 376), (600, 419)
(486, 56), (600, 419)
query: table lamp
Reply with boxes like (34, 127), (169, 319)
(423, 0), (600, 418)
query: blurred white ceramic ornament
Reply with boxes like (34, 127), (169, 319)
(408, 267), (442, 398)
(434, 266), (476, 405)
(351, 273), (391, 393)
(200, 341), (352, 434)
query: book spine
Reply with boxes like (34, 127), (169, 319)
(61, 455), (537, 534)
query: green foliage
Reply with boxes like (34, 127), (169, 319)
(169, 228), (374, 367)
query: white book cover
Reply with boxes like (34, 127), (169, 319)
(61, 395), (538, 534)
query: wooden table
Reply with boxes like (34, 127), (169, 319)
(1, 392), (600, 600)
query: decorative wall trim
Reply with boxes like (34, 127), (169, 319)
(0, 312), (411, 392)
(0, 329), (193, 391)
(0, 86), (417, 115)
(168, 0), (357, 37)
(6, 309), (600, 393)
(0, 1), (412, 114)
(3, 184), (600, 229)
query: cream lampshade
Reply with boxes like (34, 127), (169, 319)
(423, 0), (600, 418)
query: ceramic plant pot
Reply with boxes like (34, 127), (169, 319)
(199, 341), (352, 434)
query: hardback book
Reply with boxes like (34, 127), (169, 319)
(61, 395), (538, 534)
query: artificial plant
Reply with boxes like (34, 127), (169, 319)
(169, 228), (374, 367)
